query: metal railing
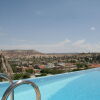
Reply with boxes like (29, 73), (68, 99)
(1, 80), (41, 100)
(0, 73), (14, 100)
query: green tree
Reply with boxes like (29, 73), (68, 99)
(26, 69), (34, 74)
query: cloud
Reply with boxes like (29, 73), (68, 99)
(1, 39), (100, 53)
(73, 40), (85, 46)
(0, 39), (70, 53)
(56, 39), (71, 46)
(90, 27), (96, 31)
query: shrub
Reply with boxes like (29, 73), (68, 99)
(40, 68), (65, 75)
(13, 73), (30, 80)
(26, 69), (34, 74)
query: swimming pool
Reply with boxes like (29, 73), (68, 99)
(0, 68), (100, 100)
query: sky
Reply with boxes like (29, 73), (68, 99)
(0, 0), (100, 53)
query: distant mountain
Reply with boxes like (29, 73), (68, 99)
(1, 50), (99, 58)
(2, 50), (45, 57)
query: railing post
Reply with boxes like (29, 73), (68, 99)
(1, 80), (41, 100)
(0, 73), (14, 100)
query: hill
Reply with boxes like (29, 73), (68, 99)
(2, 50), (45, 57)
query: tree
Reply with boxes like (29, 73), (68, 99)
(13, 73), (30, 80)
(26, 69), (34, 74)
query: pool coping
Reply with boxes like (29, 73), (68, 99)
(0, 67), (100, 85)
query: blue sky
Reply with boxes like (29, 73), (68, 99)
(0, 0), (100, 53)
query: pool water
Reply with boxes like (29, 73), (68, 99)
(0, 68), (100, 100)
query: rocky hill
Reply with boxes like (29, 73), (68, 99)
(2, 50), (45, 57)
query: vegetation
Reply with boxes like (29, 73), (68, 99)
(1, 53), (99, 80)
(26, 69), (34, 74)
(13, 73), (30, 80)
(40, 68), (65, 75)
(76, 63), (89, 69)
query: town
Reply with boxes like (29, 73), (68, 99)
(1, 50), (100, 80)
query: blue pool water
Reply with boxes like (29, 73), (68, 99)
(0, 68), (100, 100)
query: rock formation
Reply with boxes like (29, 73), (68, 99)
(0, 52), (13, 77)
